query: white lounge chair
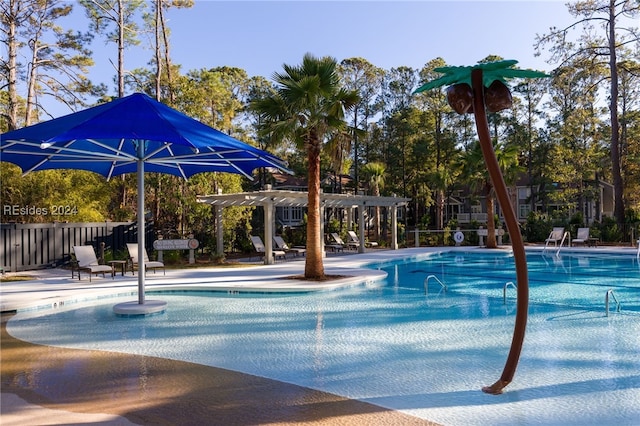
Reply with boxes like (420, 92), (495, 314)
(327, 233), (346, 252)
(347, 230), (378, 249)
(571, 228), (590, 246)
(273, 236), (305, 257)
(250, 236), (286, 261)
(345, 231), (360, 250)
(72, 245), (113, 281)
(544, 227), (567, 249)
(127, 243), (165, 275)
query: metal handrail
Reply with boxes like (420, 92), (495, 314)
(605, 289), (621, 316)
(503, 281), (517, 304)
(424, 275), (447, 294)
(555, 232), (570, 257)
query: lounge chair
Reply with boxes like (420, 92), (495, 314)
(345, 231), (360, 250)
(250, 236), (286, 261)
(273, 236), (306, 257)
(544, 227), (567, 249)
(571, 228), (590, 246)
(327, 233), (346, 252)
(127, 243), (165, 275)
(72, 245), (113, 281)
(347, 230), (378, 249)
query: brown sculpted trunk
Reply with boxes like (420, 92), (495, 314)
(471, 69), (529, 395)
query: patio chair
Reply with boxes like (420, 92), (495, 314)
(72, 245), (113, 282)
(345, 231), (361, 250)
(544, 227), (567, 249)
(250, 236), (286, 261)
(571, 228), (590, 246)
(347, 230), (379, 249)
(127, 243), (165, 275)
(327, 233), (346, 252)
(273, 235), (306, 257)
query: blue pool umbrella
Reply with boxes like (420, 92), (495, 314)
(1, 93), (291, 312)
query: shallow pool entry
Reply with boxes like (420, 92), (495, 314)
(8, 250), (640, 426)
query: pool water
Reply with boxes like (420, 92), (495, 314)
(7, 251), (640, 426)
(393, 251), (640, 313)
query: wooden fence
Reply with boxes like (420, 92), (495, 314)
(0, 221), (154, 272)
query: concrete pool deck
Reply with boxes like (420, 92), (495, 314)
(3, 245), (638, 313)
(2, 245), (638, 425)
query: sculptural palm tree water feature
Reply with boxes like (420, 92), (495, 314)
(414, 60), (548, 394)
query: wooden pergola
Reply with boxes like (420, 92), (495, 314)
(197, 189), (411, 264)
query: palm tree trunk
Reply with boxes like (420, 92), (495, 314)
(472, 69), (529, 395)
(305, 138), (324, 279)
(486, 187), (497, 248)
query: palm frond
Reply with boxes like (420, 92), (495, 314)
(414, 60), (550, 94)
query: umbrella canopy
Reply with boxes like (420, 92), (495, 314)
(1, 92), (288, 179)
(1, 93), (290, 313)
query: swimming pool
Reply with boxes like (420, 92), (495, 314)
(7, 250), (640, 425)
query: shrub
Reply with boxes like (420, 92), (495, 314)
(523, 211), (552, 243)
(597, 216), (622, 243)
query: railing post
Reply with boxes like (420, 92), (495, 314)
(414, 228), (420, 247)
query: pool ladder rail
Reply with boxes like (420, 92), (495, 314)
(424, 275), (447, 295)
(504, 282), (622, 316)
(503, 281), (517, 304)
(605, 289), (621, 317)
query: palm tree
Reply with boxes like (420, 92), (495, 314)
(361, 162), (386, 240)
(414, 60), (547, 394)
(251, 54), (359, 279)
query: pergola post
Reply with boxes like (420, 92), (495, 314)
(358, 204), (366, 253)
(264, 201), (275, 265)
(320, 201), (326, 257)
(214, 189), (224, 258)
(391, 204), (399, 250)
(215, 205), (224, 257)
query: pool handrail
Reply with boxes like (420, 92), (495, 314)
(503, 281), (517, 304)
(424, 274), (447, 294)
(605, 289), (621, 316)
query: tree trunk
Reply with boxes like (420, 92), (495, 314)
(305, 135), (325, 279)
(374, 185), (381, 241)
(25, 36), (40, 126)
(486, 188), (497, 248)
(433, 189), (440, 229)
(6, 0), (19, 130)
(608, 0), (624, 226)
(154, 0), (161, 100)
(117, 0), (125, 98)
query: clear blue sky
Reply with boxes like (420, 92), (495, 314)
(56, 1), (576, 117)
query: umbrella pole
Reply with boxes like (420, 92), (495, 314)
(114, 144), (168, 315)
(137, 151), (146, 305)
